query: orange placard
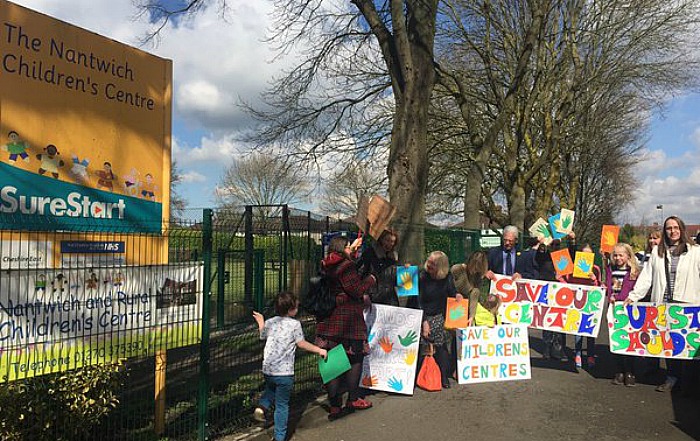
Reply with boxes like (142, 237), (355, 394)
(550, 248), (574, 277)
(600, 225), (620, 253)
(444, 298), (470, 329)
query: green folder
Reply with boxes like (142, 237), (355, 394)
(318, 345), (351, 384)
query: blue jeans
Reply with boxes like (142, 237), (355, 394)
(260, 375), (294, 441)
(575, 336), (595, 357)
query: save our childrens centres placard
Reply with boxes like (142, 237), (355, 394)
(456, 324), (531, 384)
(607, 303), (700, 359)
(490, 275), (606, 337)
(361, 304), (422, 395)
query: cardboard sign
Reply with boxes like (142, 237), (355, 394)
(607, 303), (700, 359)
(396, 265), (419, 297)
(356, 194), (396, 239)
(572, 251), (595, 278)
(444, 298), (470, 329)
(550, 248), (574, 277)
(361, 305), (423, 395)
(490, 275), (606, 337)
(600, 225), (620, 253)
(456, 324), (531, 384)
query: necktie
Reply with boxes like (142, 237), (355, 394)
(505, 251), (513, 275)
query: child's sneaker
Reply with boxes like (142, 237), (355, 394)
(587, 356), (596, 368)
(574, 353), (582, 368)
(253, 406), (267, 423)
(348, 398), (373, 410)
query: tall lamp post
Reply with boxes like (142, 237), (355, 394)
(656, 204), (664, 225)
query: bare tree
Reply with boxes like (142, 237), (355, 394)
(169, 160), (187, 221)
(137, 0), (440, 263)
(432, 0), (700, 232)
(216, 153), (310, 208)
(319, 157), (388, 218)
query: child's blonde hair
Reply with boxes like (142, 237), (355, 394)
(612, 243), (640, 280)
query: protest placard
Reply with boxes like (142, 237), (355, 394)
(445, 298), (470, 329)
(490, 275), (605, 337)
(456, 324), (531, 384)
(550, 248), (574, 277)
(607, 302), (700, 359)
(529, 217), (552, 245)
(361, 304), (423, 395)
(397, 265), (419, 297)
(572, 251), (595, 279)
(600, 225), (620, 253)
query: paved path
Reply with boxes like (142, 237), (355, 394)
(239, 330), (700, 441)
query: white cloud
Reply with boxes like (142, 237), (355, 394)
(628, 149), (700, 225)
(180, 171), (206, 183)
(178, 135), (243, 164)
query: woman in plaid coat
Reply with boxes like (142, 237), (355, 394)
(315, 236), (376, 420)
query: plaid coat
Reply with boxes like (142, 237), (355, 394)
(316, 252), (375, 341)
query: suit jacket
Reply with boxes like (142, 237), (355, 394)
(487, 246), (523, 276)
(517, 249), (538, 279)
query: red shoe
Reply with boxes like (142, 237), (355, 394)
(348, 398), (373, 410)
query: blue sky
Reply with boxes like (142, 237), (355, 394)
(9, 0), (700, 225)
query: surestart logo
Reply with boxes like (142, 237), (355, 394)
(0, 186), (126, 219)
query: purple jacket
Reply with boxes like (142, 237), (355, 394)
(604, 264), (637, 301)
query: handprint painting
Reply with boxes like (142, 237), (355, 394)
(558, 209), (575, 234)
(362, 304), (423, 395)
(600, 225), (620, 253)
(572, 251), (595, 278)
(550, 248), (574, 277)
(396, 265), (419, 297)
(444, 297), (470, 329)
(548, 213), (566, 240)
(529, 217), (553, 245)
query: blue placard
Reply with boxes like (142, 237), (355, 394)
(61, 241), (125, 254)
(396, 265), (419, 297)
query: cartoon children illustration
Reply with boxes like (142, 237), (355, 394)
(70, 154), (91, 184)
(36, 144), (64, 178)
(86, 271), (99, 290)
(140, 173), (157, 201)
(2, 131), (30, 163)
(123, 167), (141, 196)
(95, 161), (117, 191)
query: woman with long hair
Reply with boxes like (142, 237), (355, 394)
(315, 236), (376, 419)
(625, 216), (700, 392)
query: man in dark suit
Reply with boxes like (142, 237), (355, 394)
(486, 225), (523, 279)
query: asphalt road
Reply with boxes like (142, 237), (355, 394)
(240, 328), (700, 441)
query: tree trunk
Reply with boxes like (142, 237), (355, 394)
(462, 162), (484, 230)
(508, 180), (526, 233)
(389, 71), (434, 265)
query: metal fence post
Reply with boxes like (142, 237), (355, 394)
(254, 250), (265, 311)
(216, 250), (226, 328)
(282, 205), (289, 291)
(245, 206), (254, 307)
(198, 208), (213, 441)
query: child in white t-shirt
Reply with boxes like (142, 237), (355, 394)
(252, 291), (327, 441)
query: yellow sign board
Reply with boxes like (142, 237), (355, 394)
(0, 0), (172, 232)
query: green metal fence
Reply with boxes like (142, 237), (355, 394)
(0, 206), (483, 440)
